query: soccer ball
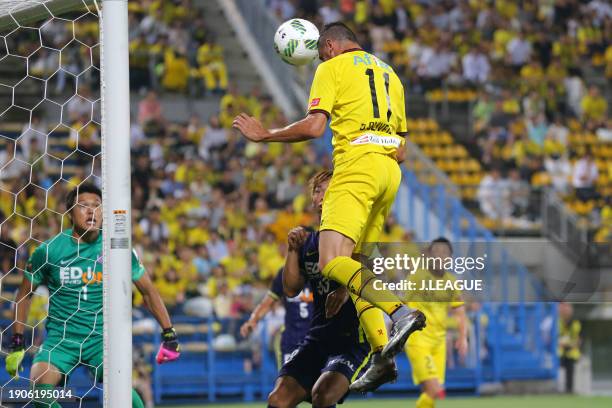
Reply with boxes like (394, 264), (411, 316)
(274, 18), (319, 66)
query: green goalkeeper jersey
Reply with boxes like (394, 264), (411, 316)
(25, 229), (145, 339)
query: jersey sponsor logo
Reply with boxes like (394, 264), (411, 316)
(59, 266), (102, 285)
(352, 53), (392, 71)
(351, 133), (401, 148)
(304, 261), (321, 278)
(59, 259), (72, 266)
(287, 287), (313, 303)
(309, 98), (320, 108)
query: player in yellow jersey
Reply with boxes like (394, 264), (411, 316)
(233, 22), (425, 392)
(405, 238), (468, 408)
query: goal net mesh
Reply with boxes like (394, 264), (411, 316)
(0, 0), (103, 404)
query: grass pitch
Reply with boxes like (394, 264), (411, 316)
(166, 394), (612, 408)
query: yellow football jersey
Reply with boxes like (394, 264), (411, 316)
(405, 268), (464, 344)
(308, 49), (407, 166)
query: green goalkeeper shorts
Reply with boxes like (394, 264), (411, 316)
(32, 334), (103, 382)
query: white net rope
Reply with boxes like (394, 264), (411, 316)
(0, 0), (103, 405)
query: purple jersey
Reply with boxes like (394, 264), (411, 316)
(298, 231), (361, 341)
(269, 269), (313, 353)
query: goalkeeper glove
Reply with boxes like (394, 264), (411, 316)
(5, 333), (25, 378)
(156, 327), (180, 364)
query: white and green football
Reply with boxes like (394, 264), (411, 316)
(274, 18), (319, 66)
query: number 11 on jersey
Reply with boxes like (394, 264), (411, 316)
(365, 68), (392, 121)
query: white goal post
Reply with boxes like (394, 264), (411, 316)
(99, 0), (132, 406)
(0, 1), (132, 406)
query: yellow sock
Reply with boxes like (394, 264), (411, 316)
(351, 293), (387, 352)
(322, 256), (404, 316)
(416, 392), (435, 408)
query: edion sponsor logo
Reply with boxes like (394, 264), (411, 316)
(59, 267), (103, 284)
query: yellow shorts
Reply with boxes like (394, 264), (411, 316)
(320, 153), (401, 253)
(406, 339), (446, 385)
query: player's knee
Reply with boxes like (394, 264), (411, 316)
(267, 389), (291, 408)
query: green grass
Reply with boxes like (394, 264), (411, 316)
(165, 395), (612, 408)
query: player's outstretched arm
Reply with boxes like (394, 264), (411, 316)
(240, 294), (278, 338)
(134, 273), (180, 364)
(283, 227), (308, 297)
(5, 278), (36, 377)
(233, 112), (327, 143)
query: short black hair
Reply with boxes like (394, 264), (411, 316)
(429, 237), (453, 254)
(65, 183), (102, 211)
(318, 22), (358, 47)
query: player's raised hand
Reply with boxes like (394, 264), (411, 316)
(156, 327), (181, 364)
(325, 286), (349, 318)
(5, 333), (25, 378)
(232, 113), (270, 142)
(287, 226), (308, 250)
(240, 319), (257, 338)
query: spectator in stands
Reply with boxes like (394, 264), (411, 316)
(580, 85), (608, 130)
(477, 167), (511, 221)
(139, 207), (169, 244)
(129, 33), (152, 91)
(161, 49), (190, 93)
(526, 113), (549, 148)
(564, 71), (586, 117)
(506, 168), (530, 219)
(462, 46), (491, 85)
(571, 150), (599, 202)
(196, 37), (228, 95)
(506, 31), (532, 71)
(368, 3), (395, 58)
(472, 92), (495, 134)
(198, 115), (228, 160)
(319, 0), (342, 25)
(206, 231), (229, 263)
(156, 268), (187, 311)
(545, 153), (572, 195)
(138, 90), (166, 133)
(417, 42), (457, 91)
(558, 302), (581, 394)
(66, 85), (94, 122)
(18, 116), (46, 162)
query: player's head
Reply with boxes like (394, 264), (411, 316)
(65, 183), (102, 235)
(427, 237), (453, 273)
(317, 22), (359, 62)
(309, 169), (332, 214)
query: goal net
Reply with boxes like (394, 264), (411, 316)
(0, 0), (132, 406)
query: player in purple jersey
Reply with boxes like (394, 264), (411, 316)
(240, 268), (314, 367)
(267, 170), (371, 408)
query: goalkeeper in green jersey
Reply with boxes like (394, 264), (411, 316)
(5, 184), (180, 408)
